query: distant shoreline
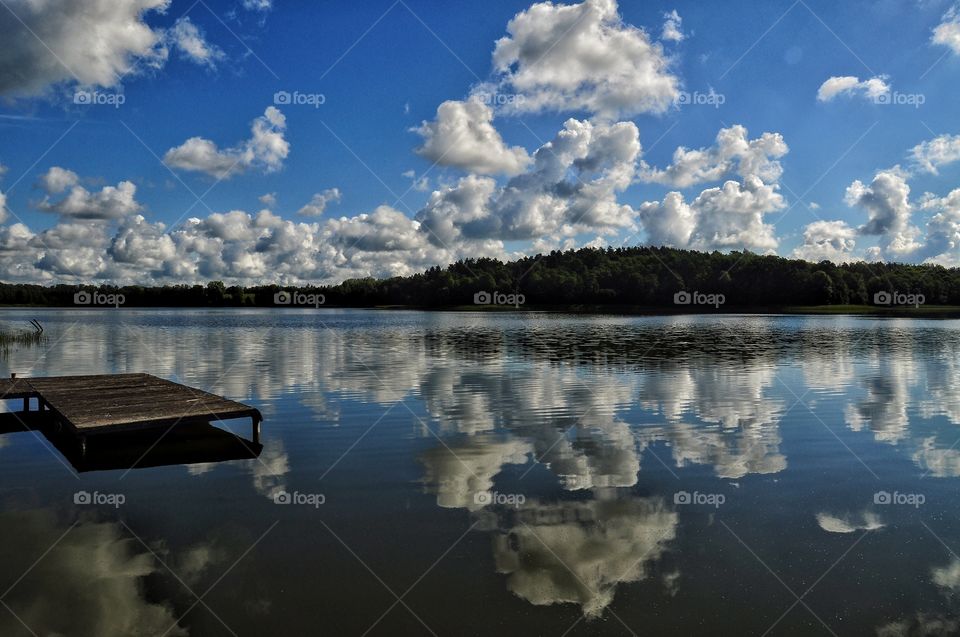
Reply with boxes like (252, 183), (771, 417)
(2, 304), (960, 318)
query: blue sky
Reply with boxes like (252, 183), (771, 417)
(1, 0), (959, 284)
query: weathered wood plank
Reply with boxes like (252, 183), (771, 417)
(3, 373), (261, 435)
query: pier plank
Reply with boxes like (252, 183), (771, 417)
(1, 373), (261, 436)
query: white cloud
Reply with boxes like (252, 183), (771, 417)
(402, 170), (430, 192)
(815, 511), (884, 534)
(417, 117), (641, 245)
(639, 177), (784, 253)
(917, 189), (960, 264)
(816, 75), (890, 103)
(259, 192), (277, 207)
(38, 166), (80, 194)
(413, 99), (531, 176)
(0, 190), (7, 224)
(910, 133), (960, 175)
(490, 0), (679, 118)
(0, 0), (170, 97)
(933, 4), (960, 55)
(638, 125), (788, 253)
(242, 0), (273, 10)
(639, 125), (788, 188)
(164, 106), (289, 179)
(108, 215), (176, 273)
(297, 188), (342, 217)
(165, 17), (224, 68)
(688, 177), (784, 251)
(35, 168), (143, 221)
(31, 222), (110, 276)
(845, 168), (921, 258)
(791, 220), (858, 263)
(661, 9), (685, 42)
(639, 192), (695, 247)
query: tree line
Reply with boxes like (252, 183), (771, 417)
(1, 247), (957, 308)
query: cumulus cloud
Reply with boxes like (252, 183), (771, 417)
(259, 192), (277, 207)
(910, 133), (960, 175)
(38, 166), (79, 193)
(638, 192), (695, 247)
(631, 125), (791, 252)
(108, 215), (176, 273)
(639, 125), (788, 189)
(0, 0), (171, 97)
(164, 106), (290, 179)
(845, 168), (921, 258)
(661, 9), (685, 42)
(815, 510), (884, 533)
(640, 176), (785, 253)
(164, 17), (225, 68)
(297, 188), (342, 217)
(791, 220), (858, 263)
(413, 99), (531, 175)
(917, 189), (960, 264)
(816, 75), (890, 102)
(417, 117), (640, 245)
(490, 0), (679, 118)
(35, 167), (143, 221)
(932, 4), (960, 55)
(5, 196), (458, 285)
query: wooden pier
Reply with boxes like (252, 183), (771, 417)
(0, 373), (262, 450)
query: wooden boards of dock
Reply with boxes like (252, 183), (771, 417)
(0, 373), (262, 451)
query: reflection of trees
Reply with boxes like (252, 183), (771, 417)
(491, 497), (677, 618)
(0, 510), (187, 637)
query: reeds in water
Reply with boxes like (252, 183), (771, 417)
(0, 323), (47, 358)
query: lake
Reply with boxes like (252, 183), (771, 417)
(1, 309), (959, 636)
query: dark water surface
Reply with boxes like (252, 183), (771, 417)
(1, 309), (960, 636)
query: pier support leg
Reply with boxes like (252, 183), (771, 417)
(23, 397), (28, 412)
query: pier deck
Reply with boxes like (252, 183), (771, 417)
(0, 373), (262, 444)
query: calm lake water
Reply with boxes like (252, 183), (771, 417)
(2, 309), (960, 636)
